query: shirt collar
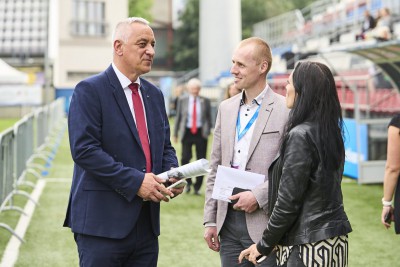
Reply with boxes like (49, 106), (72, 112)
(240, 85), (269, 107)
(189, 94), (198, 101)
(111, 62), (141, 89)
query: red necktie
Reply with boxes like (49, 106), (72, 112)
(129, 83), (152, 172)
(191, 97), (197, 134)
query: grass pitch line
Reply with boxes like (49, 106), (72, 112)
(0, 179), (46, 267)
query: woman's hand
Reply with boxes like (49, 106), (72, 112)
(238, 244), (262, 265)
(381, 205), (394, 229)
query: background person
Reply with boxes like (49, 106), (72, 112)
(365, 7), (393, 41)
(203, 37), (289, 267)
(239, 61), (352, 266)
(173, 78), (212, 195)
(356, 10), (376, 40)
(381, 114), (400, 233)
(64, 17), (183, 267)
(169, 84), (186, 118)
(224, 82), (242, 99)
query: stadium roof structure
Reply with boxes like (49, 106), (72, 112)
(321, 39), (400, 90)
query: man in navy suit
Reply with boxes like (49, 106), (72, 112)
(64, 17), (183, 267)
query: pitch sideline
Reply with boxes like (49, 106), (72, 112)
(0, 177), (71, 267)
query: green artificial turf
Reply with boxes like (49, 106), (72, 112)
(0, 118), (399, 266)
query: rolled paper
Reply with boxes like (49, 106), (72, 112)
(158, 158), (210, 181)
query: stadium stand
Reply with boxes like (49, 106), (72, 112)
(255, 0), (400, 183)
(255, 0), (400, 115)
(0, 0), (48, 63)
(255, 0), (400, 55)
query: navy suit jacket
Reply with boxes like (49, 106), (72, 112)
(64, 65), (178, 239)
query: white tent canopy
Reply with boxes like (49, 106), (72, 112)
(0, 59), (28, 84)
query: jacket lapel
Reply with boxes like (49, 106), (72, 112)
(182, 96), (189, 123)
(227, 97), (241, 166)
(200, 96), (205, 122)
(107, 66), (142, 149)
(246, 89), (275, 163)
(140, 81), (156, 159)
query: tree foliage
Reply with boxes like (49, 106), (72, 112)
(241, 0), (268, 39)
(128, 0), (154, 21)
(171, 0), (199, 71)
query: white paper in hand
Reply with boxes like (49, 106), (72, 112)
(212, 165), (265, 202)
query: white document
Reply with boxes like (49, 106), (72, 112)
(157, 158), (210, 181)
(211, 165), (265, 202)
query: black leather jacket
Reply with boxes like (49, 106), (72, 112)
(257, 122), (352, 256)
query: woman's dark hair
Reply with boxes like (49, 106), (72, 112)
(283, 61), (345, 170)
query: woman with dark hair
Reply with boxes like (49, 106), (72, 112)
(239, 61), (352, 267)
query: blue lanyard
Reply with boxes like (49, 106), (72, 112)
(236, 104), (261, 141)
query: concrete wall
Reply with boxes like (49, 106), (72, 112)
(199, 0), (241, 83)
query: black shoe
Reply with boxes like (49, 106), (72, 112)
(194, 191), (201, 196)
(185, 186), (191, 194)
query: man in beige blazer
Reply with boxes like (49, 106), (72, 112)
(203, 37), (289, 267)
(174, 78), (212, 195)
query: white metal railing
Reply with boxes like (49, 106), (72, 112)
(0, 98), (66, 243)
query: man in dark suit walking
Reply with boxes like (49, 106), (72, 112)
(173, 78), (212, 195)
(64, 17), (183, 267)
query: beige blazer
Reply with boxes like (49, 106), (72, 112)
(203, 87), (289, 242)
(173, 95), (212, 141)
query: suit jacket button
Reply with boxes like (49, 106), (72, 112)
(142, 168), (146, 172)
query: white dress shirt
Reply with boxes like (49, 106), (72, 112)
(111, 63), (150, 134)
(231, 87), (268, 170)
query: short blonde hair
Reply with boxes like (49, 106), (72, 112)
(239, 37), (272, 74)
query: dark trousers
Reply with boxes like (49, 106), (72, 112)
(74, 203), (158, 267)
(219, 207), (281, 267)
(181, 128), (208, 193)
